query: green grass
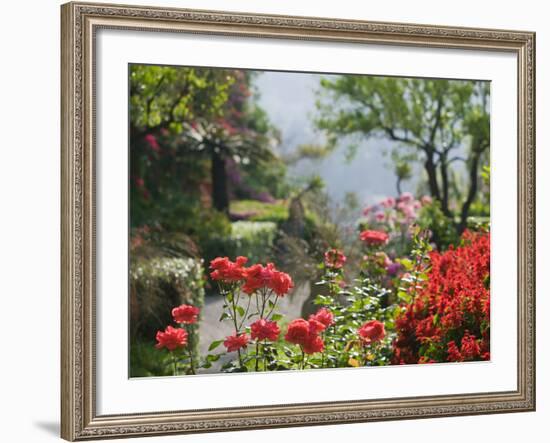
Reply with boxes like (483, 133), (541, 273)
(230, 199), (288, 223)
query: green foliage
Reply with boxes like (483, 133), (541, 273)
(130, 64), (285, 229)
(130, 257), (205, 358)
(314, 278), (396, 368)
(130, 65), (232, 130)
(417, 200), (460, 250)
(130, 340), (174, 377)
(204, 221), (278, 266)
(316, 75), (490, 230)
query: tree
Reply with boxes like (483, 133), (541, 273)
(129, 65), (279, 224)
(316, 76), (490, 232)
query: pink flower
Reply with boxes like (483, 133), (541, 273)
(324, 248), (347, 269)
(399, 192), (414, 203)
(381, 197), (396, 208)
(374, 251), (392, 269)
(362, 205), (373, 216)
(421, 195), (433, 205)
(144, 134), (160, 152)
(386, 262), (402, 275)
(374, 211), (385, 222)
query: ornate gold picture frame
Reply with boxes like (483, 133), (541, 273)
(61, 1), (535, 440)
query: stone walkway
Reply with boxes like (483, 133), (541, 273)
(197, 283), (311, 372)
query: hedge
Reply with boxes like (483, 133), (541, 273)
(130, 257), (205, 362)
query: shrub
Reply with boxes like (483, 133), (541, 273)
(203, 221), (277, 266)
(392, 230), (490, 364)
(130, 257), (205, 359)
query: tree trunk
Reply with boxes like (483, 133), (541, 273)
(439, 153), (451, 217)
(458, 150), (481, 233)
(211, 148), (229, 214)
(424, 151), (441, 203)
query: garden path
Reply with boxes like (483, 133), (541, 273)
(197, 283), (311, 372)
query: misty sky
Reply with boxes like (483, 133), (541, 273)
(253, 71), (420, 209)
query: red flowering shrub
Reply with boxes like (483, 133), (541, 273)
(250, 319), (280, 342)
(392, 231), (490, 364)
(155, 326), (188, 351)
(359, 230), (389, 246)
(172, 304), (200, 324)
(358, 320), (386, 344)
(223, 333), (249, 352)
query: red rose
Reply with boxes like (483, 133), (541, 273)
(324, 248), (347, 269)
(269, 270), (294, 296)
(242, 263), (275, 294)
(250, 318), (280, 341)
(210, 256), (248, 283)
(359, 230), (389, 246)
(309, 308), (334, 329)
(223, 333), (249, 352)
(171, 304), (200, 324)
(284, 318), (325, 354)
(302, 334), (324, 354)
(307, 318), (325, 335)
(358, 320), (386, 344)
(155, 326), (188, 351)
(284, 319), (310, 345)
(242, 263), (294, 296)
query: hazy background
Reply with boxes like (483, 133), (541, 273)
(255, 71), (421, 207)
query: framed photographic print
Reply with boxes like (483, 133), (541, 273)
(61, 1), (536, 440)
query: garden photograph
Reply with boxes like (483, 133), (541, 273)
(129, 64), (490, 377)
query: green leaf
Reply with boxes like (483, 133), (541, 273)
(219, 312), (231, 322)
(208, 339), (224, 351)
(271, 313), (283, 321)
